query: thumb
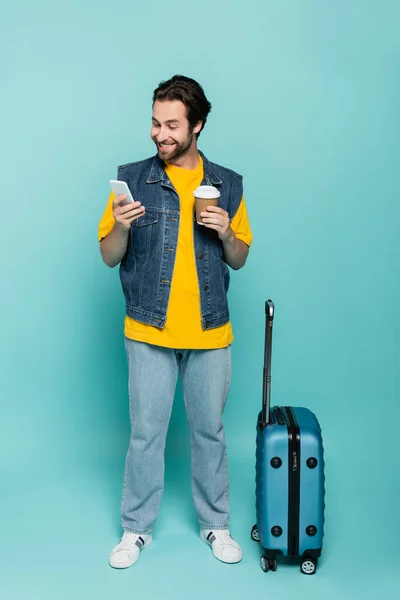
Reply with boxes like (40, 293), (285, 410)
(113, 194), (126, 208)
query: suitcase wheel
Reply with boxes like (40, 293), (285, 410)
(251, 525), (260, 542)
(260, 556), (269, 572)
(260, 556), (277, 573)
(300, 558), (317, 575)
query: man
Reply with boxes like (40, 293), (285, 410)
(98, 75), (252, 569)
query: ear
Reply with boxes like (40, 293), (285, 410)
(193, 121), (203, 135)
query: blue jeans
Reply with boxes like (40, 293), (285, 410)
(120, 338), (232, 534)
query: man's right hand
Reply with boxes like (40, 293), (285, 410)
(113, 195), (146, 230)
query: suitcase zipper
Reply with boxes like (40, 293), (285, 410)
(285, 407), (301, 557)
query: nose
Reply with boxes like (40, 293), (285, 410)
(156, 126), (171, 143)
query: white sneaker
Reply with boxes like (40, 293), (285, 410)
(200, 528), (243, 564)
(109, 532), (152, 569)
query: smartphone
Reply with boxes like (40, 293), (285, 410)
(109, 180), (135, 205)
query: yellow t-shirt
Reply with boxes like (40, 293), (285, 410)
(98, 155), (252, 349)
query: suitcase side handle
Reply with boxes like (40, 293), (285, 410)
(261, 299), (274, 428)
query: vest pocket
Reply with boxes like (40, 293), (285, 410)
(130, 210), (159, 254)
(209, 253), (230, 295)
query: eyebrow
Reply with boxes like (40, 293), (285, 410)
(152, 118), (180, 125)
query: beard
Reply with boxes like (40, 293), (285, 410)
(153, 130), (194, 162)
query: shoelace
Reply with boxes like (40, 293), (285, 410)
(116, 532), (139, 551)
(213, 530), (235, 547)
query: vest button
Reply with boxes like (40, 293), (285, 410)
(198, 253), (204, 259)
(203, 285), (209, 291)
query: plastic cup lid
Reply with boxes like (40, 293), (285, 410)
(193, 185), (221, 199)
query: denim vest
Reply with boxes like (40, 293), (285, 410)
(117, 151), (243, 330)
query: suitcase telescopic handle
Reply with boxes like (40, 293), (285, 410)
(261, 299), (274, 427)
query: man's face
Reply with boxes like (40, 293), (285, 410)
(151, 100), (201, 162)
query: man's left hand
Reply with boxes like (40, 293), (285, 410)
(200, 206), (233, 242)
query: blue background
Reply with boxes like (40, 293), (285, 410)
(1, 1), (399, 598)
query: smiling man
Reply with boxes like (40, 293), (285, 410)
(98, 75), (252, 569)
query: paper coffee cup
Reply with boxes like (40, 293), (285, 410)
(194, 185), (220, 225)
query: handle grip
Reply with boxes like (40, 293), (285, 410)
(265, 299), (274, 320)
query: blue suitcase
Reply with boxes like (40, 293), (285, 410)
(251, 300), (325, 575)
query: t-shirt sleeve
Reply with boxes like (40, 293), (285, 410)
(230, 196), (252, 247)
(98, 191), (116, 242)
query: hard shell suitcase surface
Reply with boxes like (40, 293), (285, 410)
(252, 301), (325, 575)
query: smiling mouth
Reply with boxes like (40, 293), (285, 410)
(158, 142), (176, 150)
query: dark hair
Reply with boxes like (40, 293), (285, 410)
(153, 75), (212, 138)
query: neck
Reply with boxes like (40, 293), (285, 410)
(166, 141), (199, 170)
